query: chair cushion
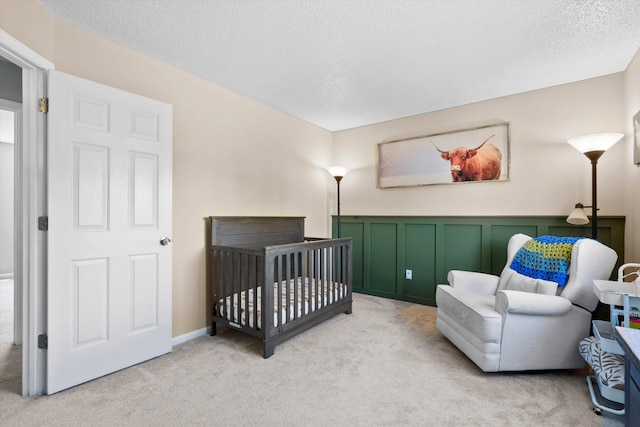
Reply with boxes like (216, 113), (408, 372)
(498, 268), (558, 295)
(436, 285), (502, 344)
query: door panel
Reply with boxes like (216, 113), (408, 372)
(130, 152), (158, 228)
(74, 143), (109, 229)
(72, 258), (108, 347)
(130, 253), (159, 332)
(47, 70), (172, 394)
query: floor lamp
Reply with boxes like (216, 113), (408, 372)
(326, 166), (349, 237)
(566, 133), (623, 240)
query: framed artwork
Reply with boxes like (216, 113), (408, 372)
(377, 122), (510, 188)
(634, 110), (640, 165)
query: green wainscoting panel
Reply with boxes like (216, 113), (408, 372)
(549, 225), (592, 238)
(369, 223), (398, 297)
(341, 222), (364, 291)
(404, 224), (436, 303)
(489, 225), (538, 274)
(332, 216), (625, 306)
(443, 224), (483, 276)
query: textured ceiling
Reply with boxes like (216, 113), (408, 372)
(40, 0), (640, 131)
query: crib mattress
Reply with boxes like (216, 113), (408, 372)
(218, 278), (347, 329)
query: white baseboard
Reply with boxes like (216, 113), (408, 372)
(172, 326), (211, 347)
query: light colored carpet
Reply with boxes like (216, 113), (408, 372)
(601, 413), (625, 426)
(0, 281), (621, 426)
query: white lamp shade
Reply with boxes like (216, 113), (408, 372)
(326, 166), (349, 178)
(567, 206), (589, 225)
(567, 133), (623, 153)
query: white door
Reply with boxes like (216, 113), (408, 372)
(46, 71), (172, 394)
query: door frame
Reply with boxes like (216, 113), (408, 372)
(0, 30), (54, 396)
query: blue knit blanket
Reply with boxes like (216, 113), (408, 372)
(510, 236), (583, 286)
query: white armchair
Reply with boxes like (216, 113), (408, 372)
(435, 233), (618, 372)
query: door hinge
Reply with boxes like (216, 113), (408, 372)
(38, 216), (48, 231)
(38, 334), (48, 350)
(38, 97), (48, 113)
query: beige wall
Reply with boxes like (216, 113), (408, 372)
(332, 74), (626, 218)
(624, 48), (640, 262)
(2, 1), (638, 338)
(1, 1), (334, 337)
(0, 0), (55, 60)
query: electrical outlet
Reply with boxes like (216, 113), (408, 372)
(405, 269), (413, 280)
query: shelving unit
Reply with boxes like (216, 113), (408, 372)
(586, 264), (640, 415)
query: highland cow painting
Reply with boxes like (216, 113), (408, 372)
(377, 123), (510, 188)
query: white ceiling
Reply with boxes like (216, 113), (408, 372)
(40, 0), (640, 132)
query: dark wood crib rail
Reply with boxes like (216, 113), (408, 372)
(210, 237), (353, 357)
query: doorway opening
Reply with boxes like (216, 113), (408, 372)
(0, 67), (22, 393)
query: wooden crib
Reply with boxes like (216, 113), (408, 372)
(209, 216), (352, 358)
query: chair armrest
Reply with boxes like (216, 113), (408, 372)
(495, 290), (573, 316)
(447, 270), (500, 294)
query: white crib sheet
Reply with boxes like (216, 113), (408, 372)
(218, 278), (347, 329)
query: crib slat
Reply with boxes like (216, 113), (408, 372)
(337, 245), (342, 300)
(320, 247), (325, 309)
(317, 248), (322, 309)
(221, 251), (227, 320)
(337, 245), (342, 299)
(316, 248), (321, 310)
(293, 252), (299, 320)
(233, 253), (239, 323)
(309, 248), (315, 312)
(257, 253), (264, 330)
(285, 253), (291, 326)
(345, 242), (352, 297)
(234, 252), (242, 324)
(313, 248), (319, 312)
(330, 246), (336, 303)
(335, 245), (340, 300)
(277, 256), (283, 327)
(263, 251), (273, 335)
(302, 250), (307, 316)
(325, 247), (330, 305)
(236, 252), (242, 324)
(252, 254), (258, 330)
(223, 251), (230, 320)
(230, 252), (235, 319)
(339, 244), (344, 299)
(242, 253), (248, 329)
(335, 246), (340, 301)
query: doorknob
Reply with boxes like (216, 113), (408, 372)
(160, 237), (172, 246)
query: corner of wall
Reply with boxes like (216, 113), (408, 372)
(623, 46), (640, 262)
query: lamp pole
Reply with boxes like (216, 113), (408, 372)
(335, 175), (343, 237)
(584, 151), (604, 240)
(326, 166), (349, 238)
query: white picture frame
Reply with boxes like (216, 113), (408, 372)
(634, 110), (640, 166)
